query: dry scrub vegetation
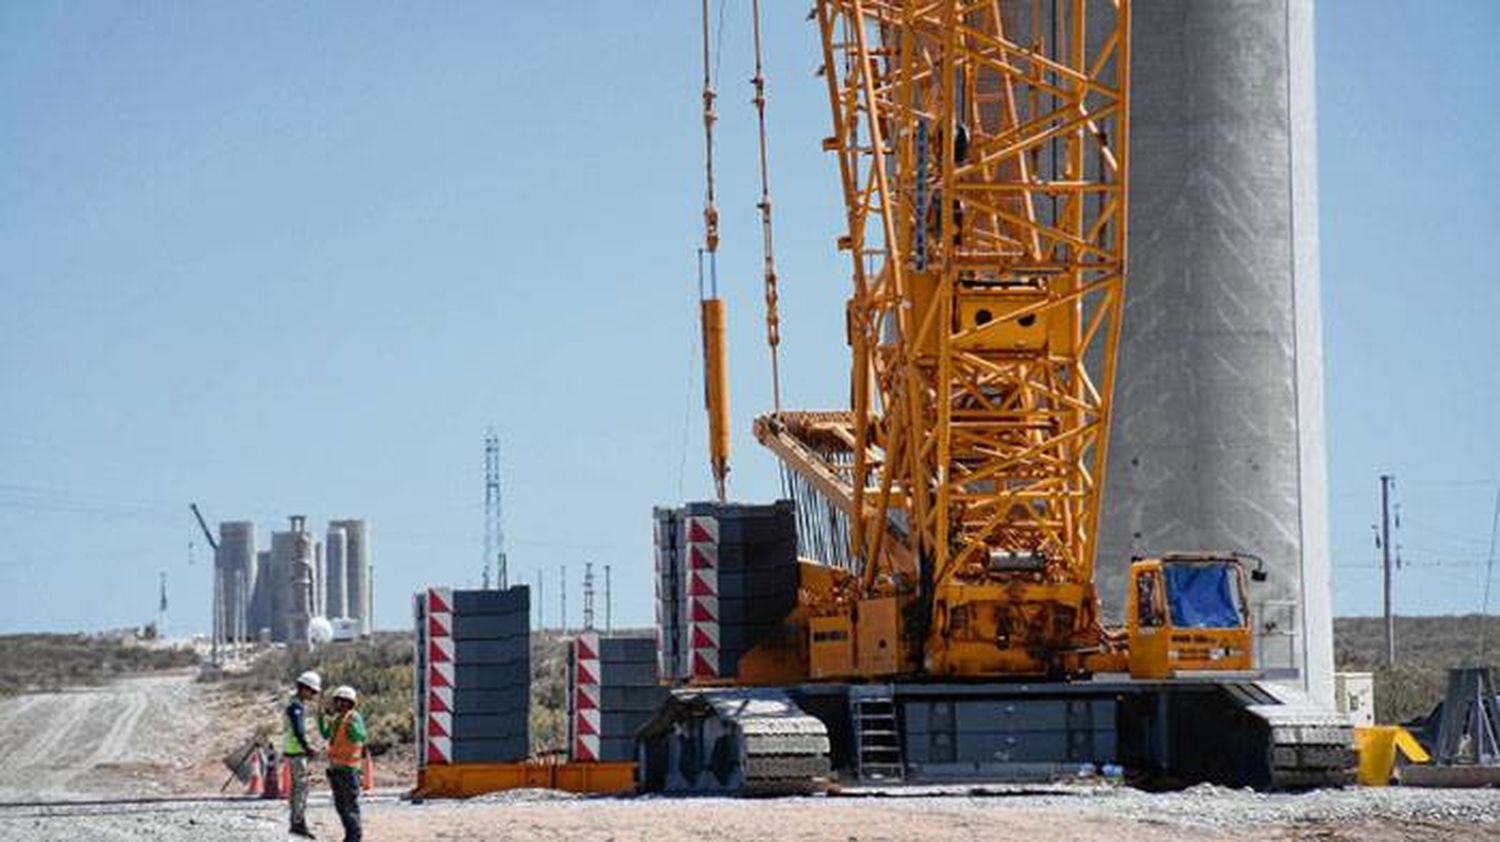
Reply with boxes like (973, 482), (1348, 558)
(203, 630), (579, 762)
(1334, 615), (1500, 723)
(0, 634), (197, 696)
(209, 631), (417, 756)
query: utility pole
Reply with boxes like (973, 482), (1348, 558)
(583, 562), (596, 631)
(605, 564), (612, 633)
(484, 431), (508, 590)
(1380, 474), (1396, 666)
(157, 571), (168, 641)
(560, 565), (567, 636)
(1480, 487), (1500, 664)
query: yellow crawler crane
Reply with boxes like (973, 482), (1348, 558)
(643, 0), (1354, 794)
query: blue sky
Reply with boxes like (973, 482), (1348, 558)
(1, 2), (1496, 635)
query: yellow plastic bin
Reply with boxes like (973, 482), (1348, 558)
(1354, 725), (1429, 786)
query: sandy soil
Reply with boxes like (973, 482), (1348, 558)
(2, 787), (1498, 842)
(0, 674), (1497, 842)
(0, 672), (216, 801)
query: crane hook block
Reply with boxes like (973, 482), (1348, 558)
(701, 297), (732, 499)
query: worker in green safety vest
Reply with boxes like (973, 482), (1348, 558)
(284, 670), (322, 838)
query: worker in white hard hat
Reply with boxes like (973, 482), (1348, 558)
(319, 685), (367, 842)
(284, 670), (322, 838)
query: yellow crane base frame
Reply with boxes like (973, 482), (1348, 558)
(412, 761), (635, 799)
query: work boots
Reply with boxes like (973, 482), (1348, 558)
(289, 824), (315, 839)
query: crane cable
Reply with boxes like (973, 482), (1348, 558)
(700, 0), (720, 282)
(750, 0), (783, 413)
(699, 0), (730, 502)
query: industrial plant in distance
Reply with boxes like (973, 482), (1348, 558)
(212, 516), (373, 645)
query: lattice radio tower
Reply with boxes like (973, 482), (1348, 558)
(483, 430), (508, 590)
(583, 561), (596, 631)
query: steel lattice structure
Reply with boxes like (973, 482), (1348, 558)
(760, 0), (1130, 675)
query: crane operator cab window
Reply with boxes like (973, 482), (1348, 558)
(1163, 561), (1246, 629)
(1136, 571), (1163, 628)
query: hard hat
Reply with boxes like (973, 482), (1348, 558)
(332, 685), (358, 704)
(296, 671), (322, 692)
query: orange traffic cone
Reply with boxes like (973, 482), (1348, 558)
(246, 758), (264, 796)
(261, 751), (281, 800)
(361, 754), (374, 790)
(278, 756), (291, 800)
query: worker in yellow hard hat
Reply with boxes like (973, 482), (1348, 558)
(319, 685), (367, 842)
(284, 670), (322, 838)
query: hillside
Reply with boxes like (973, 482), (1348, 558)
(0, 634), (197, 697)
(1334, 614), (1500, 723)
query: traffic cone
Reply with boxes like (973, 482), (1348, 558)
(246, 758), (264, 796)
(361, 754), (374, 790)
(261, 752), (280, 800)
(278, 756), (291, 800)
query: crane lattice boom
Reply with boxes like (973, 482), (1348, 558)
(760, 0), (1130, 676)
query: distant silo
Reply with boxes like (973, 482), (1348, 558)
(271, 516), (316, 643)
(332, 519), (370, 635)
(1094, 0), (1332, 705)
(251, 549), (272, 637)
(325, 526), (348, 619)
(218, 522), (255, 643)
(313, 541), (324, 619)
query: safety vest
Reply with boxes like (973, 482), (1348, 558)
(327, 711), (363, 769)
(283, 697), (312, 756)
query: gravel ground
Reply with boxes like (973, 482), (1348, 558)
(1, 675), (1498, 841)
(2, 784), (1499, 841)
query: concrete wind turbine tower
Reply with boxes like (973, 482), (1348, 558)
(1096, 0), (1333, 705)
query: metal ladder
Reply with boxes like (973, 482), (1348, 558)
(851, 686), (904, 783)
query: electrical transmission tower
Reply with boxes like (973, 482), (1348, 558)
(583, 561), (596, 631)
(483, 430), (509, 590)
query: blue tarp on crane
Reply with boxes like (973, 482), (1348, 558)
(1164, 563), (1241, 629)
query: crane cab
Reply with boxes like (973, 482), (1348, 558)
(1126, 554), (1254, 679)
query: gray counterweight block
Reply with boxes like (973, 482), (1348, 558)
(598, 636), (658, 663)
(451, 684), (531, 716)
(449, 613), (530, 641)
(450, 711), (530, 741)
(452, 660), (530, 689)
(454, 636), (530, 665)
(450, 738), (529, 764)
(451, 586), (531, 617)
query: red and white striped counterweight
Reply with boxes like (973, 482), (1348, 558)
(685, 515), (720, 679)
(425, 587), (455, 765)
(572, 632), (601, 761)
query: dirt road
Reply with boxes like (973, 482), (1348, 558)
(0, 672), (212, 801)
